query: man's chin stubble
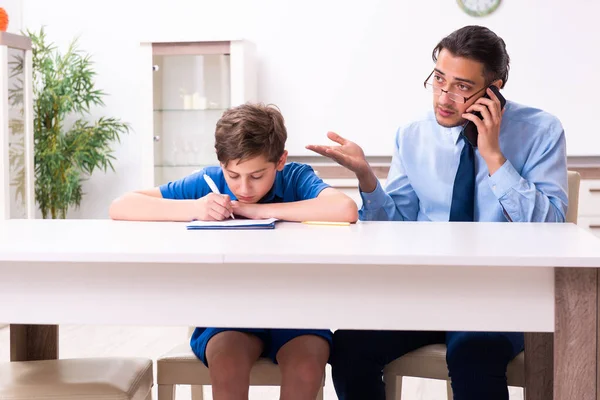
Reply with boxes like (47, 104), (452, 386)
(435, 117), (465, 128)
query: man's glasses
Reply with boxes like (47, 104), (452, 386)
(423, 70), (487, 104)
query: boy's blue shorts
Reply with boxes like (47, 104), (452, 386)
(190, 327), (333, 366)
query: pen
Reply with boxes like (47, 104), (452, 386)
(302, 221), (351, 226)
(203, 174), (235, 219)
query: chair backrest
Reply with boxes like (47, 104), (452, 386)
(566, 170), (581, 224)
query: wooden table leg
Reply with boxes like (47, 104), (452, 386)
(554, 268), (597, 400)
(524, 332), (553, 400)
(597, 270), (600, 400)
(10, 324), (59, 361)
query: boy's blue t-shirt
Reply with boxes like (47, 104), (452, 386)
(159, 162), (330, 203)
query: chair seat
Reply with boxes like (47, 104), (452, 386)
(383, 344), (451, 380)
(383, 344), (525, 387)
(157, 343), (282, 386)
(0, 357), (153, 400)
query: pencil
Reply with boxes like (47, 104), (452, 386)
(302, 221), (351, 226)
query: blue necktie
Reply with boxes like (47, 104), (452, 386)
(449, 133), (475, 221)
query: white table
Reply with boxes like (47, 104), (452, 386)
(1, 219), (600, 399)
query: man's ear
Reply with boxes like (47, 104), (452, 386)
(491, 79), (503, 90)
(276, 151), (288, 171)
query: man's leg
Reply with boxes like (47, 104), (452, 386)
(331, 330), (445, 400)
(446, 331), (524, 400)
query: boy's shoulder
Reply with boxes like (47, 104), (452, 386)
(271, 162), (328, 202)
(199, 165), (230, 193)
(202, 165), (225, 179)
(280, 162), (317, 176)
(279, 162), (323, 184)
(158, 165), (228, 200)
(182, 165), (227, 189)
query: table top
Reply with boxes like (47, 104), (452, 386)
(0, 219), (599, 267)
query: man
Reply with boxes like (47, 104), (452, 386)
(307, 25), (568, 400)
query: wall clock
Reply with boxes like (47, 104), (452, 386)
(457, 0), (502, 17)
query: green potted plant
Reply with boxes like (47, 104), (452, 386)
(20, 27), (130, 219)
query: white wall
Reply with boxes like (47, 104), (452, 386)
(20, 0), (600, 218)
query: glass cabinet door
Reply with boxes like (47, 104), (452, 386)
(1, 32), (34, 220)
(152, 52), (231, 186)
(8, 47), (28, 218)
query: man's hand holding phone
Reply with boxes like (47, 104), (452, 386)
(462, 86), (507, 175)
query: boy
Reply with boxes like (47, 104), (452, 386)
(110, 102), (358, 399)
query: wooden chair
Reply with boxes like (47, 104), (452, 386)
(157, 328), (324, 400)
(0, 357), (153, 400)
(383, 170), (581, 399)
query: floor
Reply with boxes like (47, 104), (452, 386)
(0, 324), (524, 399)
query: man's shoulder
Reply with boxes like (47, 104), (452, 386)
(503, 100), (563, 132)
(394, 110), (438, 142)
(406, 109), (438, 129)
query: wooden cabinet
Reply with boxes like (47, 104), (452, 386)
(577, 177), (600, 237)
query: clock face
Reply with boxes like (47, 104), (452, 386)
(457, 0), (502, 17)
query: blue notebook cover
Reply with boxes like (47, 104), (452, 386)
(186, 218), (278, 230)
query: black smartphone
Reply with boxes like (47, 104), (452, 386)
(461, 85), (506, 147)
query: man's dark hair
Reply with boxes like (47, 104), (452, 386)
(432, 25), (510, 88)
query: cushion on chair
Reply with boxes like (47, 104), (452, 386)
(383, 344), (525, 387)
(506, 351), (525, 387)
(157, 343), (282, 386)
(383, 344), (451, 380)
(0, 357), (153, 400)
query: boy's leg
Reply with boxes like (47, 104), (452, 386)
(330, 329), (445, 400)
(203, 329), (266, 400)
(445, 331), (524, 400)
(272, 329), (331, 400)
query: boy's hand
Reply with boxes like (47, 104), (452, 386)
(196, 193), (233, 220)
(231, 201), (267, 220)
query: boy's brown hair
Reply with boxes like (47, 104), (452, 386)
(215, 103), (287, 166)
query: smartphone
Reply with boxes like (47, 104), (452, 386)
(461, 85), (506, 147)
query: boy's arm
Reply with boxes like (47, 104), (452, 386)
(232, 188), (358, 223)
(109, 188), (232, 222)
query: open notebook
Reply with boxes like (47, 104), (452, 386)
(186, 218), (278, 230)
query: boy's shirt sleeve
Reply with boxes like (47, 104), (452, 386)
(290, 164), (330, 201)
(159, 169), (210, 200)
